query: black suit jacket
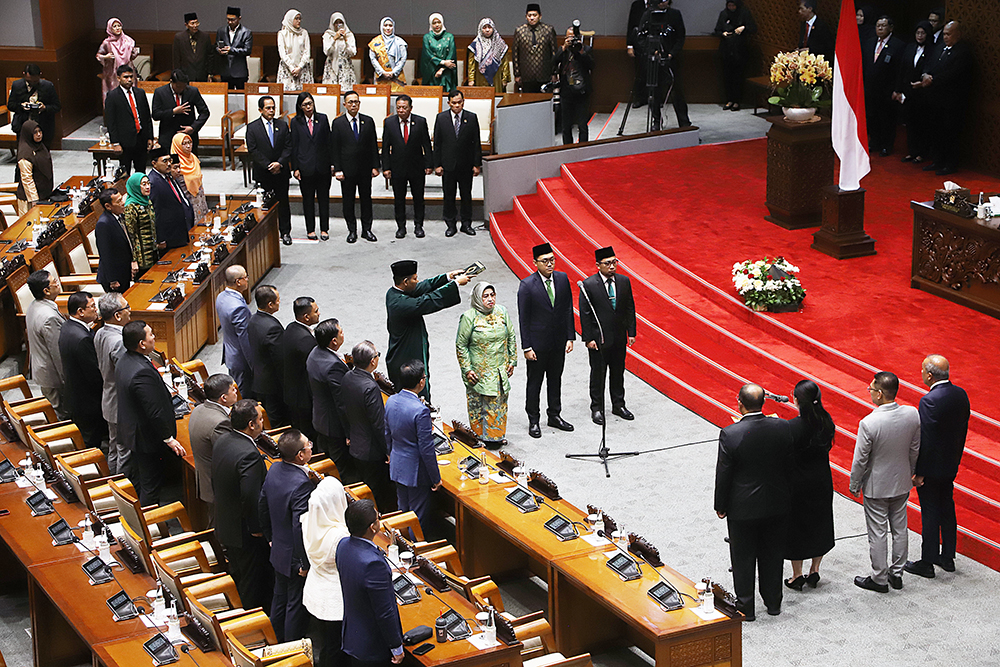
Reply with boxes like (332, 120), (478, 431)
(148, 167), (194, 248)
(259, 461), (313, 576)
(289, 112), (332, 177)
(517, 270), (575, 353)
(211, 430), (265, 548)
(103, 85), (153, 149)
(330, 113), (379, 177)
(216, 24), (253, 80)
(714, 414), (793, 520)
(923, 41), (974, 109)
(381, 114), (432, 175)
(916, 382), (970, 480)
(895, 42), (930, 95)
(341, 367), (387, 461)
(245, 117), (292, 184)
(283, 321), (316, 412)
(115, 350), (176, 455)
(173, 30), (214, 81)
(626, 0), (646, 48)
(151, 84), (210, 147)
(8, 78), (61, 144)
(95, 210), (134, 291)
(433, 110), (482, 172)
(306, 346), (349, 438)
(798, 17), (834, 63)
(249, 311), (284, 396)
(58, 319), (103, 423)
(579, 272), (637, 350)
(863, 35), (905, 97)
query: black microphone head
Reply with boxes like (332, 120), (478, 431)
(424, 587), (434, 594)
(597, 529), (607, 538)
(180, 645), (192, 654)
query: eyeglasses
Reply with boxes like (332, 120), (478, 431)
(867, 385), (881, 394)
(114, 305), (131, 315)
(599, 259), (619, 267)
(536, 257), (556, 265)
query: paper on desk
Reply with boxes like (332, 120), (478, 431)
(990, 196), (1000, 210)
(15, 476), (32, 488)
(580, 532), (610, 547)
(141, 615), (166, 629)
(489, 473), (509, 484)
(467, 633), (501, 650)
(690, 606), (726, 621)
(147, 303), (168, 311)
(187, 263), (200, 271)
(42, 488), (57, 501)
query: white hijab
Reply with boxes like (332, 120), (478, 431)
(282, 9), (303, 34)
(325, 12), (351, 39)
(428, 13), (446, 35)
(302, 477), (350, 567)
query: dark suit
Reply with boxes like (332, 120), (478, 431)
(115, 350), (177, 505)
(59, 319), (108, 451)
(518, 271), (575, 424)
(246, 116), (292, 235)
(8, 77), (61, 147)
(895, 42), (931, 159)
(862, 34), (904, 153)
(259, 461), (314, 642)
(151, 83), (210, 153)
(579, 272), (636, 413)
(306, 346), (358, 484)
(385, 390), (441, 537)
(798, 16), (835, 63)
(173, 29), (214, 82)
(341, 367), (395, 513)
(103, 85), (153, 174)
(290, 112), (332, 235)
(95, 210), (134, 292)
(212, 430), (271, 611)
(335, 536), (403, 664)
(216, 24), (253, 89)
(381, 113), (432, 232)
(148, 167), (194, 249)
(714, 413), (793, 618)
(433, 109), (481, 231)
(330, 113), (379, 236)
(916, 381), (970, 565)
(249, 311), (286, 426)
(923, 41), (974, 171)
(282, 321), (316, 438)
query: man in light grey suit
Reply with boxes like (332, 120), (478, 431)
(187, 373), (237, 523)
(95, 293), (132, 476)
(215, 265), (254, 396)
(850, 371), (920, 593)
(25, 269), (67, 419)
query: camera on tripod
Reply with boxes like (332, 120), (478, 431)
(636, 11), (677, 62)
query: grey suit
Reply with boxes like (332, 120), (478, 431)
(850, 402), (920, 585)
(94, 323), (130, 475)
(25, 298), (67, 418)
(187, 400), (231, 506)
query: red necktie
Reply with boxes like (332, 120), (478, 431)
(805, 23), (812, 45)
(128, 90), (141, 132)
(167, 175), (184, 203)
(403, 119), (409, 143)
(308, 117), (313, 135)
(176, 93), (182, 107)
(874, 39), (886, 62)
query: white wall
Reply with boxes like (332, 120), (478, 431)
(1, 0), (43, 47)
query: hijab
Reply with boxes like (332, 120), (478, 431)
(378, 17), (398, 49)
(428, 13), (446, 36)
(282, 9), (303, 35)
(17, 120), (51, 175)
(170, 133), (202, 197)
(471, 282), (496, 315)
(915, 20), (934, 44)
(325, 12), (351, 40)
(302, 477), (350, 567)
(105, 18), (136, 62)
(124, 172), (150, 207)
(472, 18), (508, 73)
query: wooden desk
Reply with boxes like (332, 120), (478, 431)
(552, 551), (741, 667)
(95, 636), (229, 667)
(0, 487), (86, 566)
(87, 143), (118, 177)
(764, 115), (833, 230)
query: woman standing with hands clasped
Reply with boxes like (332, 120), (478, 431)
(421, 13), (457, 89)
(278, 10), (313, 91)
(713, 0), (756, 111)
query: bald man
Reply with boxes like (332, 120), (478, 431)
(919, 21), (973, 175)
(905, 355), (970, 578)
(216, 265), (254, 396)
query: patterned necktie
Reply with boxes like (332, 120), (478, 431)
(545, 277), (555, 306)
(352, 117), (359, 140)
(874, 39), (885, 62)
(607, 277), (616, 310)
(454, 112), (461, 137)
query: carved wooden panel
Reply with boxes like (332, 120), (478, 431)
(669, 637), (715, 667)
(917, 219), (1000, 289)
(715, 633), (732, 660)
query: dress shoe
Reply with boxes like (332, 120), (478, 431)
(320, 232), (329, 241)
(854, 575), (889, 593)
(395, 229), (406, 239)
(362, 230), (377, 242)
(445, 226), (457, 237)
(346, 232), (357, 243)
(591, 410), (605, 425)
(632, 99), (646, 108)
(460, 224), (476, 236)
(528, 422), (541, 439)
(903, 560), (935, 578)
(805, 572), (820, 588)
(612, 406), (634, 420)
(547, 416), (574, 431)
(731, 103), (740, 111)
(888, 574), (903, 590)
(936, 167), (958, 176)
(306, 233), (318, 240)
(879, 149), (890, 157)
(922, 162), (940, 172)
(414, 225), (425, 238)
(282, 234), (292, 245)
(901, 155), (914, 162)
(723, 102), (733, 110)
(936, 557), (956, 572)
(766, 606), (781, 616)
(784, 576), (805, 591)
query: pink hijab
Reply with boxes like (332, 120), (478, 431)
(105, 18), (136, 65)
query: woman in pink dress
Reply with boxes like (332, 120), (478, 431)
(96, 18), (138, 101)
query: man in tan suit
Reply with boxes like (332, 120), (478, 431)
(187, 374), (237, 522)
(25, 269), (67, 418)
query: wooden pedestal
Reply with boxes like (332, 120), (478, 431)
(764, 115), (834, 229)
(811, 186), (876, 259)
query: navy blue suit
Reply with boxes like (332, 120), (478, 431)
(335, 536), (403, 663)
(385, 390), (440, 536)
(259, 461), (314, 642)
(95, 210), (134, 292)
(216, 288), (254, 395)
(290, 112), (332, 235)
(517, 270), (575, 423)
(306, 346), (358, 483)
(246, 116), (292, 235)
(148, 167), (194, 249)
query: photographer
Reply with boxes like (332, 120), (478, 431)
(636, 0), (690, 131)
(553, 25), (594, 144)
(7, 64), (61, 148)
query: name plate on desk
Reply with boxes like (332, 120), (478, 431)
(505, 487), (539, 513)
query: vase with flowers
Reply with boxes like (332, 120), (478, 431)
(768, 51), (833, 122)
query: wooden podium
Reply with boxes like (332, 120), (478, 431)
(764, 115), (834, 229)
(812, 185), (876, 259)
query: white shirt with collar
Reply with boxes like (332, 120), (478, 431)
(69, 316), (92, 330)
(929, 379), (950, 390)
(207, 399), (232, 416)
(739, 411), (764, 420)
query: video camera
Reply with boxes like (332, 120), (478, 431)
(635, 10), (678, 59)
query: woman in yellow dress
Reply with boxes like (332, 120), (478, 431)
(369, 17), (407, 92)
(466, 18), (511, 93)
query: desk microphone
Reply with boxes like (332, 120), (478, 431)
(493, 468), (573, 527)
(577, 280), (605, 346)
(422, 587), (477, 626)
(596, 529), (642, 575)
(597, 530), (697, 602)
(764, 391), (789, 403)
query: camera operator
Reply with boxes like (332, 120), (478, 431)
(636, 0), (690, 131)
(7, 64), (62, 148)
(553, 25), (594, 144)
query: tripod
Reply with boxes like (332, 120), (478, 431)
(618, 35), (674, 135)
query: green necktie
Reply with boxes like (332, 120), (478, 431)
(607, 277), (616, 310)
(545, 277), (555, 306)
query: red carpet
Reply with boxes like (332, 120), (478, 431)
(490, 137), (1000, 570)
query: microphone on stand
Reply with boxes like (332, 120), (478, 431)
(577, 280), (605, 346)
(422, 587), (477, 625)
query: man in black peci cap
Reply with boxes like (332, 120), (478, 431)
(173, 12), (214, 82)
(513, 3), (558, 93)
(217, 7), (254, 90)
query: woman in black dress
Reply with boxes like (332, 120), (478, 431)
(712, 0), (757, 111)
(785, 379), (836, 590)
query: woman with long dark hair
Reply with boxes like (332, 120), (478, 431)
(785, 379), (836, 590)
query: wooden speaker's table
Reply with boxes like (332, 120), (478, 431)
(764, 115), (834, 229)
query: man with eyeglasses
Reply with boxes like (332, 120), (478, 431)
(517, 243), (575, 438)
(579, 246), (636, 425)
(850, 371), (920, 593)
(60, 291), (108, 453)
(95, 293), (133, 476)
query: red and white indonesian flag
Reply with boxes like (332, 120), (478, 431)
(832, 0), (869, 190)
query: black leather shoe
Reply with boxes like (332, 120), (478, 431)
(414, 225), (425, 238)
(612, 406), (634, 420)
(922, 162), (940, 172)
(854, 575), (889, 593)
(591, 410), (605, 425)
(903, 560), (936, 578)
(460, 224), (476, 236)
(346, 232), (357, 243)
(547, 416), (574, 431)
(445, 226), (457, 237)
(528, 422), (541, 439)
(766, 606), (781, 616)
(362, 230), (377, 242)
(936, 167), (958, 176)
(805, 572), (820, 588)
(936, 557), (956, 572)
(395, 229), (406, 239)
(282, 234), (292, 245)
(888, 574), (903, 590)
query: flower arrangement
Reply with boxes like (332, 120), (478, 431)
(768, 51), (833, 109)
(732, 257), (806, 312)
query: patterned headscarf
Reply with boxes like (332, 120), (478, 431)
(105, 18), (136, 62)
(471, 18), (508, 74)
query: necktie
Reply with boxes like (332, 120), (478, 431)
(454, 112), (461, 137)
(874, 39), (885, 62)
(805, 23), (812, 45)
(167, 174), (184, 204)
(127, 90), (141, 133)
(607, 278), (616, 310)
(545, 277), (554, 306)
(352, 117), (359, 140)
(176, 93), (182, 107)
(266, 120), (274, 146)
(307, 117), (313, 135)
(531, 26), (537, 46)
(403, 119), (409, 143)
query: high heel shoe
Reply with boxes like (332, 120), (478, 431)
(784, 576), (806, 591)
(806, 572), (820, 588)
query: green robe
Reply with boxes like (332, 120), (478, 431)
(385, 274), (461, 401)
(421, 31), (457, 89)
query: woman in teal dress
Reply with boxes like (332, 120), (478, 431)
(421, 13), (457, 89)
(456, 282), (517, 442)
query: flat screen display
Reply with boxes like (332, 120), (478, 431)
(647, 581), (684, 611)
(607, 552), (642, 581)
(544, 515), (578, 541)
(505, 487), (539, 513)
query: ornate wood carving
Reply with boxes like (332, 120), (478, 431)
(917, 219), (1000, 290)
(765, 116), (834, 229)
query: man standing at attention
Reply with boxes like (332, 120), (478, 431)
(216, 7), (253, 90)
(173, 13), (213, 82)
(187, 373), (236, 522)
(433, 90), (481, 237)
(148, 147), (194, 250)
(905, 355), (970, 578)
(60, 292), (107, 452)
(331, 90), (380, 244)
(103, 65), (153, 175)
(381, 94), (433, 239)
(25, 269), (67, 418)
(851, 371), (920, 593)
(216, 265), (254, 396)
(94, 293), (131, 475)
(245, 96), (292, 245)
(151, 69), (210, 154)
(513, 4), (557, 93)
(517, 243), (575, 438)
(715, 384), (793, 621)
(249, 284), (286, 427)
(283, 297), (319, 440)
